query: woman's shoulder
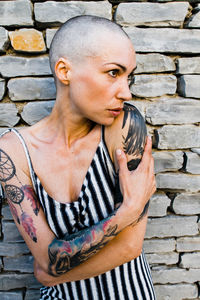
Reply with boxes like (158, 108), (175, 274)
(104, 102), (147, 170)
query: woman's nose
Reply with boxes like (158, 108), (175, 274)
(117, 79), (132, 101)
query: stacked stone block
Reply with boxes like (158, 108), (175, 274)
(0, 1), (199, 299)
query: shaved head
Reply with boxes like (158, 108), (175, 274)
(49, 15), (130, 77)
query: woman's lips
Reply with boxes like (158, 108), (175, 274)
(108, 108), (122, 117)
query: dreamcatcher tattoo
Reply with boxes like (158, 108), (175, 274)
(0, 149), (39, 242)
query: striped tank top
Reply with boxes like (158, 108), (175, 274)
(2, 128), (156, 300)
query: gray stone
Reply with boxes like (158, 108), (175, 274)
(176, 57), (200, 74)
(143, 238), (176, 253)
(146, 252), (179, 265)
(2, 205), (13, 220)
(148, 193), (171, 217)
(156, 173), (200, 192)
(154, 284), (198, 300)
(0, 78), (5, 100)
(178, 75), (200, 98)
(152, 266), (200, 284)
(0, 242), (29, 256)
(187, 11), (200, 28)
(46, 28), (58, 49)
(173, 193), (200, 215)
(124, 27), (200, 54)
(115, 2), (189, 27)
(25, 289), (41, 300)
(0, 27), (9, 52)
(130, 75), (177, 98)
(0, 55), (51, 78)
(35, 1), (112, 25)
(145, 216), (198, 238)
(191, 148), (200, 155)
(153, 151), (183, 173)
(4, 255), (34, 273)
(0, 0), (33, 27)
(180, 252), (200, 268)
(0, 291), (23, 300)
(2, 221), (24, 242)
(21, 100), (55, 125)
(155, 125), (200, 149)
(0, 274), (41, 290)
(135, 54), (175, 74)
(8, 77), (56, 101)
(146, 99), (200, 125)
(0, 103), (20, 127)
(177, 237), (200, 252)
(185, 152), (200, 174)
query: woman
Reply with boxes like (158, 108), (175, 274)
(0, 16), (156, 299)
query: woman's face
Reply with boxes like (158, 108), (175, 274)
(68, 35), (136, 126)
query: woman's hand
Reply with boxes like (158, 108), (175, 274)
(116, 136), (156, 227)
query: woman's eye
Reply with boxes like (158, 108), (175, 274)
(109, 70), (119, 78)
(128, 75), (135, 87)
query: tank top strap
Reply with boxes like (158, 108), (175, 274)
(0, 128), (37, 192)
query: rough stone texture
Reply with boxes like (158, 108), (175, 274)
(185, 152), (200, 174)
(124, 27), (200, 53)
(155, 125), (200, 149)
(21, 101), (55, 125)
(178, 75), (200, 99)
(115, 2), (189, 27)
(173, 193), (200, 215)
(0, 291), (23, 300)
(156, 173), (200, 192)
(176, 237), (200, 252)
(143, 238), (176, 253)
(176, 57), (200, 74)
(46, 28), (58, 49)
(145, 216), (198, 238)
(191, 148), (200, 155)
(2, 221), (24, 242)
(0, 79), (5, 100)
(153, 150), (183, 173)
(34, 1), (112, 25)
(180, 252), (200, 269)
(146, 252), (179, 265)
(146, 99), (200, 125)
(4, 255), (34, 273)
(0, 56), (51, 78)
(148, 193), (171, 217)
(0, 0), (33, 27)
(187, 10), (200, 28)
(8, 77), (56, 101)
(0, 27), (9, 52)
(135, 54), (175, 74)
(0, 242), (29, 257)
(130, 75), (177, 98)
(0, 103), (20, 127)
(9, 29), (46, 53)
(0, 274), (41, 290)
(154, 284), (198, 300)
(2, 205), (14, 220)
(25, 289), (41, 300)
(152, 266), (200, 284)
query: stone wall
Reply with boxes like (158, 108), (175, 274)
(0, 0), (200, 299)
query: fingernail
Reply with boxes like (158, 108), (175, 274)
(148, 135), (152, 141)
(116, 149), (122, 156)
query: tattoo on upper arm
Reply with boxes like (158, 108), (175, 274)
(48, 213), (118, 276)
(0, 149), (39, 242)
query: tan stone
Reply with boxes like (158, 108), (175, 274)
(9, 29), (46, 53)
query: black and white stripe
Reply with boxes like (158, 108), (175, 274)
(6, 128), (156, 300)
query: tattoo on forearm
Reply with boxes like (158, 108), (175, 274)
(48, 212), (118, 276)
(115, 103), (149, 221)
(0, 149), (39, 242)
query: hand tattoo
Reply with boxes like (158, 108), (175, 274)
(0, 149), (39, 242)
(115, 103), (149, 221)
(48, 212), (118, 276)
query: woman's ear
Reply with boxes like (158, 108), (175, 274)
(54, 58), (71, 85)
